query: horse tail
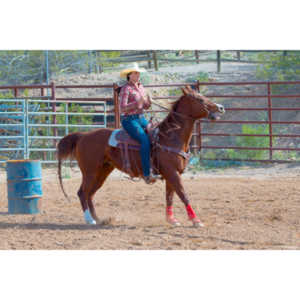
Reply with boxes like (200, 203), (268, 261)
(57, 132), (82, 200)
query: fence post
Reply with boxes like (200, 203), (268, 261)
(113, 83), (121, 128)
(147, 51), (152, 69)
(195, 50), (200, 64)
(217, 50), (221, 73)
(40, 87), (47, 161)
(195, 80), (202, 155)
(24, 99), (29, 159)
(95, 51), (102, 74)
(237, 51), (241, 61)
(153, 51), (158, 71)
(88, 50), (92, 73)
(51, 82), (57, 151)
(14, 88), (19, 107)
(267, 82), (273, 160)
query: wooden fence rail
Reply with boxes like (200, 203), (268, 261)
(102, 50), (290, 72)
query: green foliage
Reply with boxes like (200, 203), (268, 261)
(97, 51), (121, 69)
(0, 50), (122, 85)
(272, 151), (300, 161)
(140, 72), (152, 85)
(186, 71), (209, 83)
(99, 51), (121, 58)
(168, 88), (182, 96)
(186, 71), (210, 93)
(0, 50), (44, 85)
(256, 52), (300, 81)
(195, 71), (210, 82)
(224, 124), (275, 160)
(0, 90), (14, 99)
(202, 151), (217, 160)
(222, 52), (234, 59)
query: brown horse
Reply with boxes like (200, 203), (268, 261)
(57, 86), (225, 227)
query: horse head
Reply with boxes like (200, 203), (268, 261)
(178, 86), (225, 121)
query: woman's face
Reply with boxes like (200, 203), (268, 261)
(129, 71), (140, 83)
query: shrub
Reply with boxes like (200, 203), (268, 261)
(224, 124), (276, 160)
(186, 71), (210, 93)
(256, 52), (300, 81)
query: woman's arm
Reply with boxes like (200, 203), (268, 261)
(119, 86), (140, 113)
(139, 85), (152, 110)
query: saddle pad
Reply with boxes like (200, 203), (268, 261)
(108, 129), (140, 148)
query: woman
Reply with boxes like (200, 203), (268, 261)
(119, 63), (158, 184)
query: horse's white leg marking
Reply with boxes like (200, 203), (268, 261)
(84, 209), (96, 225)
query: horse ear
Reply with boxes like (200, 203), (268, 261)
(185, 85), (192, 92)
(181, 87), (188, 95)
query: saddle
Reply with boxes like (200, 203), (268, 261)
(108, 120), (159, 177)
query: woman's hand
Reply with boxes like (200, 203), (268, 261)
(143, 95), (152, 109)
(137, 96), (144, 109)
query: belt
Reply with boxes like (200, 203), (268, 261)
(122, 114), (143, 120)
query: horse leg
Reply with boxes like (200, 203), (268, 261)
(78, 175), (98, 225)
(77, 184), (88, 212)
(86, 163), (115, 224)
(164, 172), (204, 227)
(165, 182), (181, 226)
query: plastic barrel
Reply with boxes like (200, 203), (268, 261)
(6, 160), (42, 214)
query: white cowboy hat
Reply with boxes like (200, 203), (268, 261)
(120, 62), (146, 78)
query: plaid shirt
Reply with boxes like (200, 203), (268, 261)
(119, 82), (147, 116)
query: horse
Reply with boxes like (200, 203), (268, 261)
(57, 85), (225, 227)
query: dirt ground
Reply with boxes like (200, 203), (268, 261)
(0, 164), (300, 250)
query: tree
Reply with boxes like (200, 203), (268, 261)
(0, 50), (122, 85)
(256, 51), (300, 81)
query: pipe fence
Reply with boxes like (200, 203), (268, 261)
(1, 80), (299, 164)
(191, 81), (300, 162)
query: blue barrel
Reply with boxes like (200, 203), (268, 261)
(6, 160), (42, 214)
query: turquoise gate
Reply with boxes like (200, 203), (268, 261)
(0, 98), (107, 164)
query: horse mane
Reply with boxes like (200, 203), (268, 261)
(157, 95), (184, 135)
(158, 87), (198, 132)
(170, 96), (182, 113)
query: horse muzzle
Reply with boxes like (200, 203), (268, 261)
(207, 104), (225, 121)
(208, 112), (218, 121)
(216, 104), (225, 114)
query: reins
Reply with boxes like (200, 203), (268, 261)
(151, 97), (211, 122)
(151, 100), (197, 121)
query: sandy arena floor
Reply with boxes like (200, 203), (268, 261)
(0, 165), (300, 250)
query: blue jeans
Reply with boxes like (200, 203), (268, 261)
(121, 114), (151, 177)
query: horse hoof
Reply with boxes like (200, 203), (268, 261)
(86, 219), (97, 225)
(191, 218), (205, 228)
(84, 210), (96, 225)
(166, 216), (181, 227)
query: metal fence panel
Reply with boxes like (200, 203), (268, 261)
(0, 98), (106, 164)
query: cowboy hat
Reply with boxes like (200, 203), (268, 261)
(120, 62), (146, 78)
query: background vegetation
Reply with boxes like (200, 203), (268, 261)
(1, 50), (300, 85)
